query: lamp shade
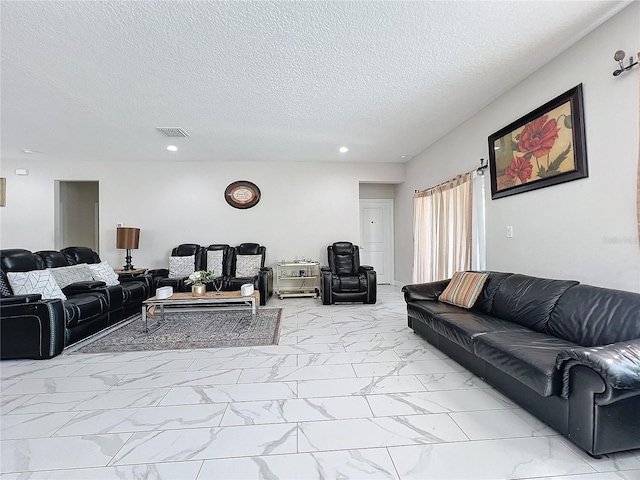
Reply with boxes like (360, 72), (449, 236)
(116, 227), (140, 250)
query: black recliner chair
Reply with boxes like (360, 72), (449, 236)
(152, 244), (205, 293)
(321, 242), (377, 305)
(225, 243), (273, 306)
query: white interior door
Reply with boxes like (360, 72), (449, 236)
(359, 199), (394, 284)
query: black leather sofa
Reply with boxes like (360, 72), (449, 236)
(152, 243), (273, 305)
(402, 272), (640, 456)
(0, 248), (152, 359)
(321, 242), (376, 304)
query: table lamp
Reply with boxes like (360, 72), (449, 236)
(116, 227), (140, 270)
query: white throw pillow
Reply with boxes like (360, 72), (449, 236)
(206, 250), (224, 278)
(88, 262), (120, 286)
(48, 264), (95, 289)
(169, 255), (195, 278)
(7, 270), (67, 300)
(236, 254), (262, 277)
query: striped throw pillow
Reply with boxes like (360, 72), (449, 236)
(438, 271), (489, 309)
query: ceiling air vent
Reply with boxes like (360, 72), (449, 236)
(156, 127), (190, 138)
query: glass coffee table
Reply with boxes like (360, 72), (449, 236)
(142, 290), (259, 332)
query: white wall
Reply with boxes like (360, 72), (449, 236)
(396, 3), (640, 292)
(359, 183), (397, 199)
(0, 159), (403, 270)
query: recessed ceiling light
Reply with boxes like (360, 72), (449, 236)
(21, 149), (33, 154)
(339, 146), (349, 153)
(167, 145), (178, 152)
(400, 154), (408, 159)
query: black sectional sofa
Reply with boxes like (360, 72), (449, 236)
(403, 272), (640, 457)
(0, 247), (152, 359)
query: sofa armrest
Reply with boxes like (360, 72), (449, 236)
(62, 281), (107, 295)
(321, 268), (332, 305)
(556, 339), (640, 397)
(401, 280), (450, 303)
(147, 268), (169, 277)
(257, 267), (273, 306)
(120, 274), (153, 298)
(1, 294), (43, 305)
(1, 298), (66, 359)
(358, 265), (374, 273)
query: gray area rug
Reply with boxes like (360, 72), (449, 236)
(70, 308), (282, 354)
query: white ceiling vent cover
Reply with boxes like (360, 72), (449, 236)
(156, 127), (190, 138)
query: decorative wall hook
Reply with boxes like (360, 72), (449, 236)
(613, 50), (638, 76)
(477, 158), (488, 175)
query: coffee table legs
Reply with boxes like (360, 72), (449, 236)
(142, 305), (163, 333)
(142, 304), (148, 333)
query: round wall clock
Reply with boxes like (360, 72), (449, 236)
(224, 180), (261, 209)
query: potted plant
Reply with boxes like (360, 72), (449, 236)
(185, 270), (216, 296)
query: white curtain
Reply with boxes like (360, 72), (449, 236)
(472, 171), (487, 271)
(413, 171), (476, 283)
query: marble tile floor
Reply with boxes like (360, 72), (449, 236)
(1, 285), (639, 479)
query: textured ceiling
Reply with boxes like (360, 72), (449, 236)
(0, 1), (630, 164)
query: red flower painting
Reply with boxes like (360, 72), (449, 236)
(505, 156), (533, 184)
(489, 85), (587, 199)
(517, 115), (560, 158)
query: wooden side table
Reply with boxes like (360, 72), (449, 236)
(115, 268), (148, 277)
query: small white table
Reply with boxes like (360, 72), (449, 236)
(142, 291), (259, 332)
(276, 260), (320, 299)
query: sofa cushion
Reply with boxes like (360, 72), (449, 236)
(407, 300), (469, 326)
(430, 311), (531, 352)
(169, 255), (195, 278)
(49, 264), (95, 289)
(547, 284), (640, 346)
(332, 274), (365, 293)
(471, 272), (512, 315)
(473, 330), (579, 397)
(236, 255), (261, 277)
(439, 271), (489, 308)
(491, 274), (579, 332)
(7, 270), (67, 300)
(206, 250), (224, 278)
(88, 262), (120, 286)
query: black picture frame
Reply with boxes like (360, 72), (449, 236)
(224, 180), (261, 209)
(488, 84), (588, 200)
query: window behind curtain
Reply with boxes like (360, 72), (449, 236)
(413, 171), (485, 283)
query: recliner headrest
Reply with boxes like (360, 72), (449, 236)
(61, 246), (101, 265)
(236, 243), (261, 255)
(1, 249), (45, 272)
(174, 244), (200, 256)
(332, 242), (354, 255)
(36, 250), (71, 268)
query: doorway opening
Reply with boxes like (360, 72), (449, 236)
(55, 181), (99, 252)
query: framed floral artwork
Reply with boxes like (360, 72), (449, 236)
(488, 84), (588, 200)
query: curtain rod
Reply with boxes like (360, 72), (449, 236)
(414, 158), (487, 194)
